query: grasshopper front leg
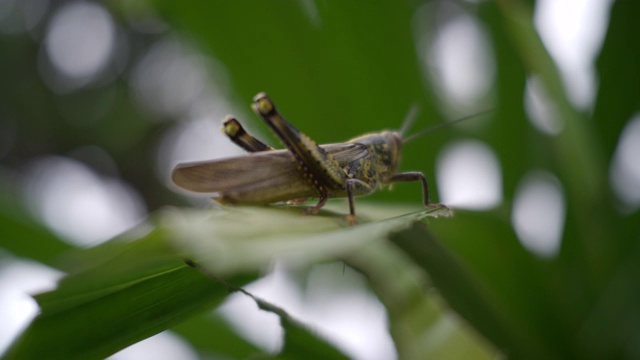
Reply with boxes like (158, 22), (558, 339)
(389, 172), (436, 207)
(252, 93), (346, 214)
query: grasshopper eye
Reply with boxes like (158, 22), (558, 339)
(392, 132), (403, 147)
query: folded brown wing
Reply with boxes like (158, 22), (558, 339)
(171, 143), (367, 204)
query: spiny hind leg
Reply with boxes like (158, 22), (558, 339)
(252, 93), (346, 192)
(222, 116), (274, 153)
(223, 116), (309, 204)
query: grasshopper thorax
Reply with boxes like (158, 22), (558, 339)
(347, 130), (403, 182)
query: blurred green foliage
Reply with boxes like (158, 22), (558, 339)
(1, 0), (639, 359)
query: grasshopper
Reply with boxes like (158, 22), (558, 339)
(172, 92), (439, 224)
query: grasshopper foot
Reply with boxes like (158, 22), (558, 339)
(303, 206), (320, 215)
(346, 214), (357, 226)
(302, 195), (328, 215)
(425, 203), (453, 216)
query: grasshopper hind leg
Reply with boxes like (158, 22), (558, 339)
(304, 189), (329, 215)
(222, 116), (274, 152)
(223, 116), (310, 205)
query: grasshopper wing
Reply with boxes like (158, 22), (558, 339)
(172, 150), (298, 192)
(324, 142), (369, 164)
(171, 143), (366, 204)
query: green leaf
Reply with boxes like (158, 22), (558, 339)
(593, 0), (640, 159)
(346, 227), (496, 359)
(392, 217), (553, 359)
(170, 203), (494, 359)
(171, 312), (264, 359)
(160, 203), (452, 276)
(238, 287), (349, 360)
(0, 192), (73, 266)
(4, 203), (454, 359)
(2, 230), (239, 360)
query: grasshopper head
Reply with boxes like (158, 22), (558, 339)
(377, 131), (403, 180)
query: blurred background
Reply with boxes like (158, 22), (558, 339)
(1, 0), (638, 359)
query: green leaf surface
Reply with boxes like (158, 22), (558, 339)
(3, 230), (234, 360)
(346, 227), (496, 360)
(593, 0), (640, 160)
(5, 203), (455, 360)
(239, 287), (349, 360)
(161, 203), (452, 276)
(0, 192), (73, 266)
(171, 203), (494, 359)
(394, 218), (552, 359)
(171, 313), (263, 359)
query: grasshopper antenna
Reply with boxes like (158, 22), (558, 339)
(399, 104), (420, 136)
(403, 109), (493, 144)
